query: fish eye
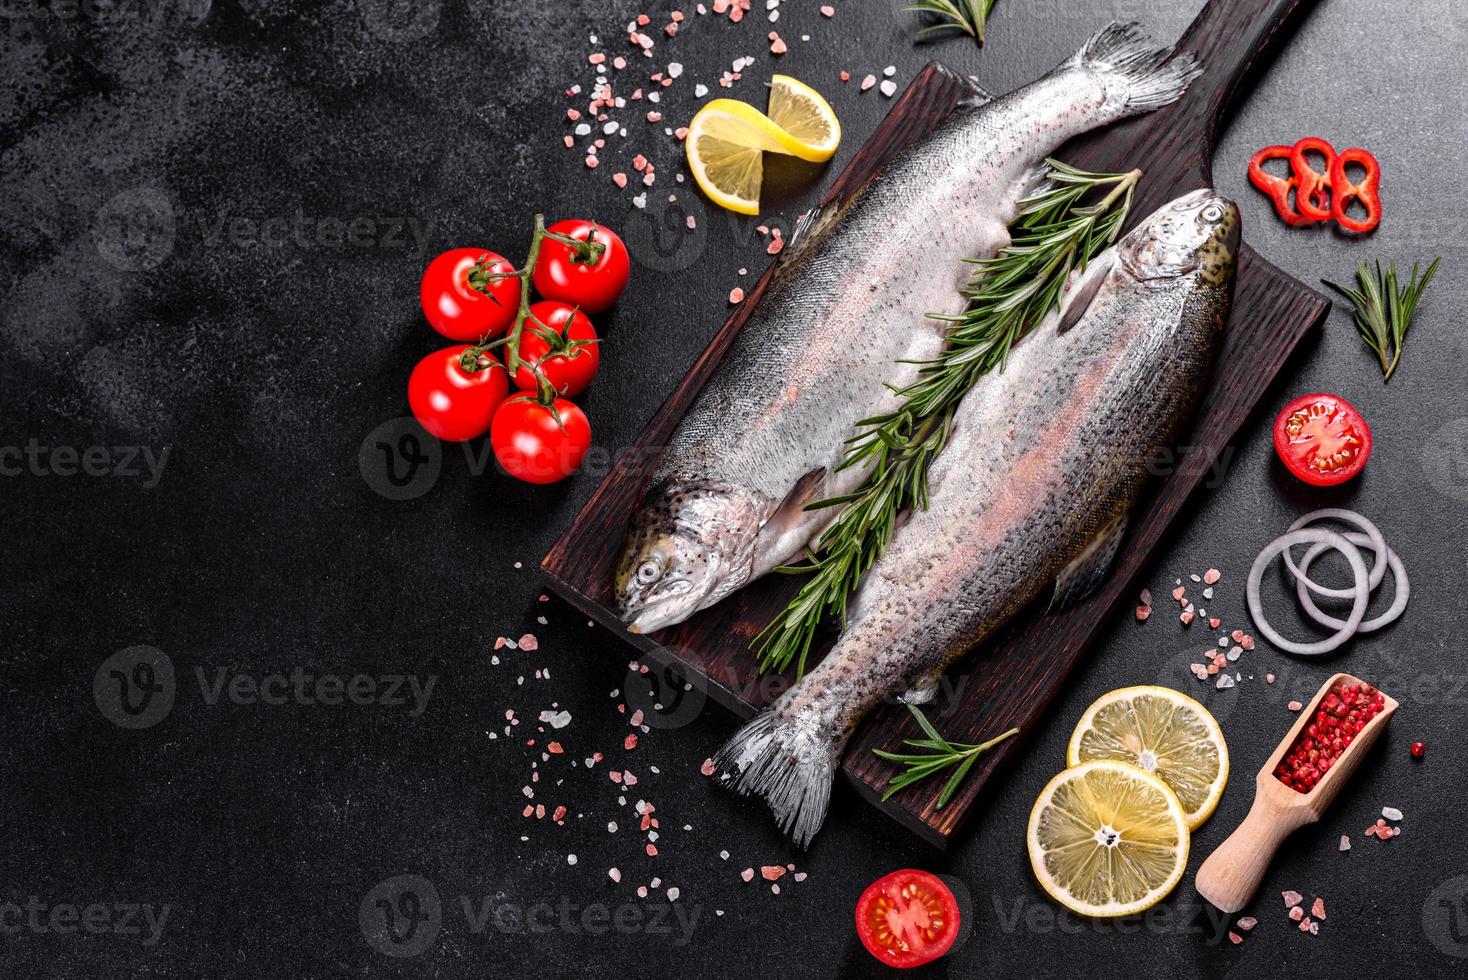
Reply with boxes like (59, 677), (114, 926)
(1201, 204), (1224, 222)
(636, 559), (663, 584)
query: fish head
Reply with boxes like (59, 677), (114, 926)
(1119, 188), (1240, 286)
(615, 480), (764, 633)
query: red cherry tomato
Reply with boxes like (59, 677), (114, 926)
(512, 301), (600, 397)
(855, 869), (961, 969)
(420, 248), (520, 342)
(532, 219), (630, 313)
(407, 345), (509, 442)
(1272, 392), (1372, 487)
(490, 396), (592, 484)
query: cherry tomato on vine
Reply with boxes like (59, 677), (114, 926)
(1272, 392), (1372, 487)
(854, 869), (961, 969)
(420, 248), (520, 342)
(512, 301), (600, 397)
(490, 396), (592, 484)
(407, 345), (509, 442)
(532, 219), (630, 313)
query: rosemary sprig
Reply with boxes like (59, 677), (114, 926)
(874, 704), (1019, 807)
(905, 0), (997, 43)
(753, 161), (1139, 677)
(1322, 257), (1441, 381)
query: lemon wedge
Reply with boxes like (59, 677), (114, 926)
(1027, 760), (1189, 918)
(685, 78), (840, 215)
(1066, 685), (1229, 831)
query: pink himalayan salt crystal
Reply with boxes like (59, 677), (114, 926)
(1309, 921), (1319, 935)
(1312, 897), (1326, 920)
(519, 633), (538, 651)
(585, 156), (599, 169)
(761, 866), (786, 881)
(647, 111), (662, 122)
(821, 4), (834, 14)
(1136, 605), (1151, 622)
(629, 708), (645, 726)
(767, 237), (784, 255)
(770, 33), (787, 55)
(1298, 916), (1313, 932)
(1180, 611), (1195, 625)
(564, 135), (574, 148)
(608, 868), (621, 882)
(1228, 932), (1242, 945)
(700, 758), (716, 776)
(1204, 568), (1222, 584)
(1289, 906), (1305, 922)
(646, 843), (658, 856)
(1172, 586), (1187, 602)
(840, 70), (850, 81)
(1266, 673), (1276, 684)
(729, 287), (745, 304)
(1288, 700), (1303, 711)
(1190, 664), (1209, 680)
(1241, 635), (1254, 650)
(1283, 890), (1303, 908)
(860, 74), (877, 91)
(1208, 617), (1221, 628)
(1340, 835), (1351, 851)
(612, 172), (628, 188)
(624, 733), (638, 750)
(741, 868), (755, 882)
(1236, 916), (1257, 931)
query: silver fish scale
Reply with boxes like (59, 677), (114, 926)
(785, 250), (1230, 740)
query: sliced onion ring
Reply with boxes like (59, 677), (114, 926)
(1295, 530), (1409, 633)
(1283, 508), (1387, 598)
(1247, 528), (1369, 656)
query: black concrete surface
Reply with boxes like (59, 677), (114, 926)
(3, 1), (1466, 976)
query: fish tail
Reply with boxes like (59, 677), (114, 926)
(713, 706), (836, 848)
(1077, 21), (1203, 113)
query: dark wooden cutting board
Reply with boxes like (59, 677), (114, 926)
(543, 0), (1330, 847)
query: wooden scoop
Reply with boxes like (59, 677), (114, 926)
(1195, 672), (1397, 913)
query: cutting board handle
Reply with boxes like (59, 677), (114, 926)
(1170, 0), (1318, 169)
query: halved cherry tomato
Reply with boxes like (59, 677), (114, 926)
(1272, 392), (1372, 487)
(420, 248), (520, 342)
(512, 301), (600, 397)
(532, 219), (630, 313)
(407, 345), (509, 442)
(854, 869), (960, 969)
(490, 395), (592, 484)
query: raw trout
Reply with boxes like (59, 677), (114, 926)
(614, 23), (1202, 633)
(714, 188), (1241, 846)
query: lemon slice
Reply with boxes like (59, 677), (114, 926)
(685, 79), (841, 215)
(1066, 685), (1228, 830)
(767, 75), (841, 161)
(1027, 760), (1189, 918)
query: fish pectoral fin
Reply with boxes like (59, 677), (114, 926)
(762, 467), (830, 533)
(1050, 515), (1128, 612)
(898, 669), (944, 706)
(1056, 250), (1116, 334)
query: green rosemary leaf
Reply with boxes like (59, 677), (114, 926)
(1323, 256), (1441, 381)
(876, 709), (1020, 803)
(905, 0), (996, 42)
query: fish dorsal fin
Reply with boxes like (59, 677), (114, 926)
(1050, 514), (1127, 611)
(930, 61), (995, 108)
(762, 467), (828, 534)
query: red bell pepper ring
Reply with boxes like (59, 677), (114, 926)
(1330, 148), (1382, 234)
(1289, 136), (1336, 223)
(1248, 145), (1314, 227)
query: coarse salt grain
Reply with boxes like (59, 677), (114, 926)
(879, 80), (897, 97)
(729, 287), (745, 304)
(1283, 890), (1303, 908)
(860, 74), (876, 91)
(609, 867), (621, 882)
(1382, 806), (1403, 821)
(567, 854), (577, 865)
(1311, 897), (1325, 920)
(1237, 916), (1256, 931)
(741, 868), (754, 882)
(1340, 835), (1351, 851)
